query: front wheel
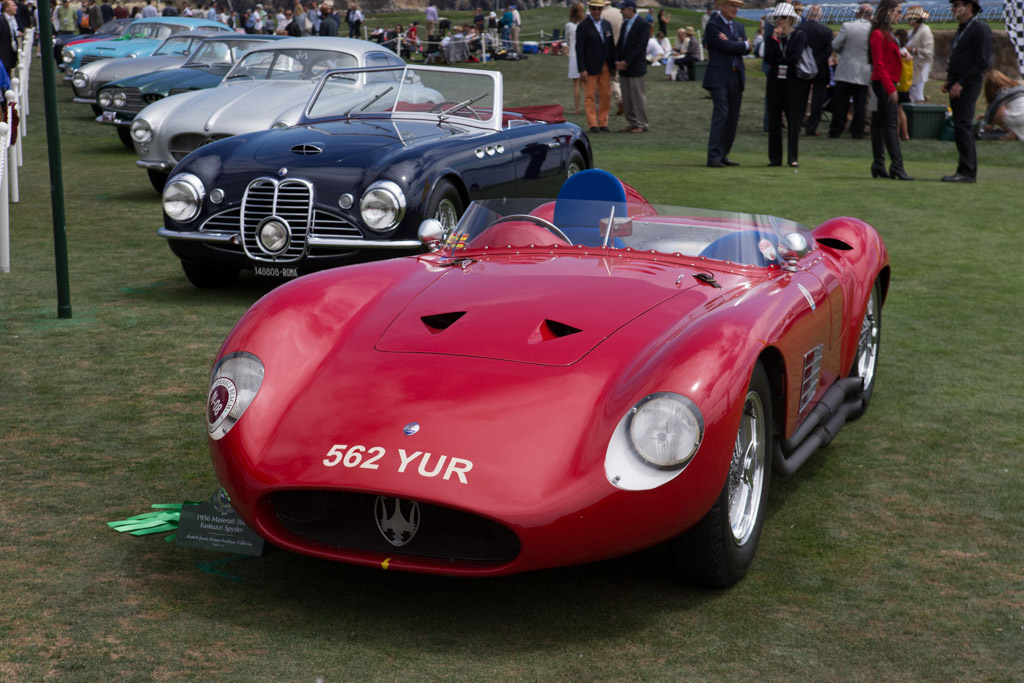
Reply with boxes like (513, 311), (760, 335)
(116, 126), (134, 150)
(670, 362), (773, 588)
(848, 278), (882, 420)
(566, 147), (587, 178)
(148, 169), (169, 194)
(180, 261), (239, 289)
(425, 179), (463, 235)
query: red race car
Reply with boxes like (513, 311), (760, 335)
(205, 170), (889, 587)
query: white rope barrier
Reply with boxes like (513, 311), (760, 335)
(0, 119), (9, 273)
(6, 89), (17, 205)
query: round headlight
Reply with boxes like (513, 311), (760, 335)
(62, 49), (74, 64)
(130, 118), (153, 144)
(162, 173), (205, 223)
(257, 219), (289, 254)
(207, 351), (264, 441)
(359, 180), (406, 233)
(628, 393), (704, 469)
(97, 91), (112, 108)
(72, 72), (88, 89)
(112, 92), (127, 108)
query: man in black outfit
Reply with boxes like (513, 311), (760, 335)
(702, 0), (750, 167)
(800, 5), (833, 136)
(615, 0), (650, 133)
(941, 0), (992, 183)
(575, 0), (617, 133)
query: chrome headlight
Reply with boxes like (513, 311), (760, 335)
(628, 393), (704, 469)
(130, 118), (153, 144)
(207, 351), (265, 441)
(62, 49), (74, 64)
(162, 173), (205, 223)
(604, 392), (704, 491)
(72, 71), (88, 89)
(359, 180), (406, 233)
(112, 91), (127, 108)
(97, 90), (112, 108)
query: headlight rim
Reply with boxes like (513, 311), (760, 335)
(207, 351), (265, 441)
(97, 90), (113, 108)
(359, 180), (407, 233)
(162, 172), (206, 223)
(72, 71), (89, 89)
(130, 117), (153, 144)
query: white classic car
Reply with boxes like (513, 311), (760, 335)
(130, 37), (406, 192)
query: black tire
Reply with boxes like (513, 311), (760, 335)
(148, 169), (168, 193)
(847, 278), (882, 420)
(116, 126), (134, 150)
(91, 104), (103, 117)
(566, 147), (587, 178)
(425, 179), (463, 234)
(181, 261), (239, 289)
(670, 362), (773, 588)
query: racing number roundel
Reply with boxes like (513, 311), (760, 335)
(207, 378), (237, 434)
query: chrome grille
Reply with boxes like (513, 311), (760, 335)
(240, 178), (313, 263)
(799, 345), (824, 412)
(114, 87), (148, 113)
(169, 133), (232, 161)
(198, 207), (242, 254)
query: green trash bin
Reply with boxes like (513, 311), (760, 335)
(902, 103), (948, 139)
(692, 61), (708, 82)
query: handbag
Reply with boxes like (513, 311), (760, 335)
(796, 46), (818, 80)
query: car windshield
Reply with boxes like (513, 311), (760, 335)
(186, 39), (271, 67)
(152, 35), (199, 57)
(439, 198), (813, 268)
(305, 64), (497, 127)
(124, 22), (178, 40)
(226, 49), (357, 82)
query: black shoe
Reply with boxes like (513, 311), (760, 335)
(722, 158), (740, 166)
(941, 173), (976, 183)
(707, 160), (725, 168)
(852, 134), (865, 140)
(871, 165), (888, 178)
(589, 126), (599, 133)
(828, 132), (841, 139)
(767, 162), (781, 167)
(600, 126), (611, 132)
(890, 167), (914, 181)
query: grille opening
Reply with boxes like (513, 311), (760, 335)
(529, 319), (582, 344)
(421, 311), (466, 333)
(816, 237), (853, 251)
(271, 490), (521, 563)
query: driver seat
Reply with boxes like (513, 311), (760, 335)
(552, 169), (627, 247)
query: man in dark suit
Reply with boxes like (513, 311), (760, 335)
(0, 0), (18, 77)
(800, 5), (833, 136)
(575, 0), (617, 133)
(615, 0), (649, 132)
(941, 0), (992, 182)
(702, 0), (750, 167)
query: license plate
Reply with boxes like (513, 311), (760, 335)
(253, 265), (299, 278)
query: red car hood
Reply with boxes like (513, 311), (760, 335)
(376, 255), (692, 365)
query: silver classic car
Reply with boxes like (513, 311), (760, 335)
(130, 37), (405, 192)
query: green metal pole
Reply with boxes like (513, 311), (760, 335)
(36, 12), (72, 318)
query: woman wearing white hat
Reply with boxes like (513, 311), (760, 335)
(763, 2), (808, 167)
(904, 6), (933, 103)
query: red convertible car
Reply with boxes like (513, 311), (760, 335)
(205, 170), (889, 587)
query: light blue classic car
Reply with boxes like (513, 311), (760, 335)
(61, 17), (230, 76)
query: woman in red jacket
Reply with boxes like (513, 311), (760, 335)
(869, 0), (913, 179)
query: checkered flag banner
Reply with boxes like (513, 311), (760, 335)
(1006, 0), (1024, 75)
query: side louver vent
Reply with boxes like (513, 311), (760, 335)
(290, 144), (323, 156)
(529, 319), (582, 344)
(421, 311), (466, 334)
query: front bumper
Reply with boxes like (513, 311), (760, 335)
(159, 226), (421, 251)
(95, 111), (134, 127)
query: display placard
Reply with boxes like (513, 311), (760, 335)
(176, 489), (264, 556)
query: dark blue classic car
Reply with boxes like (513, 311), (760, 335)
(158, 65), (593, 288)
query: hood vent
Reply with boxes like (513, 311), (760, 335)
(529, 319), (582, 344)
(421, 311), (466, 334)
(290, 143), (324, 156)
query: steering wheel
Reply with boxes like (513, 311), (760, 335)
(489, 214), (573, 245)
(429, 101), (483, 120)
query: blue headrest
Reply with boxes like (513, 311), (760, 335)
(698, 230), (781, 268)
(552, 169), (628, 238)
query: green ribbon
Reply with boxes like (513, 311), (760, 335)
(107, 502), (201, 541)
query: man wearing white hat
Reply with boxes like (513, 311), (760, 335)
(576, 0), (617, 132)
(703, 0), (750, 167)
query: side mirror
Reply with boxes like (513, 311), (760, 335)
(418, 218), (445, 252)
(778, 232), (810, 271)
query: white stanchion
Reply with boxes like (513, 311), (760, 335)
(5, 90), (16, 204)
(0, 120), (9, 272)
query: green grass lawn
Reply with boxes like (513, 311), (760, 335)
(1, 16), (1022, 679)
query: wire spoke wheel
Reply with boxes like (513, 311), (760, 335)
(728, 391), (766, 546)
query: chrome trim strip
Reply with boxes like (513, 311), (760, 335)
(137, 160), (173, 171)
(307, 236), (420, 249)
(158, 227), (240, 244)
